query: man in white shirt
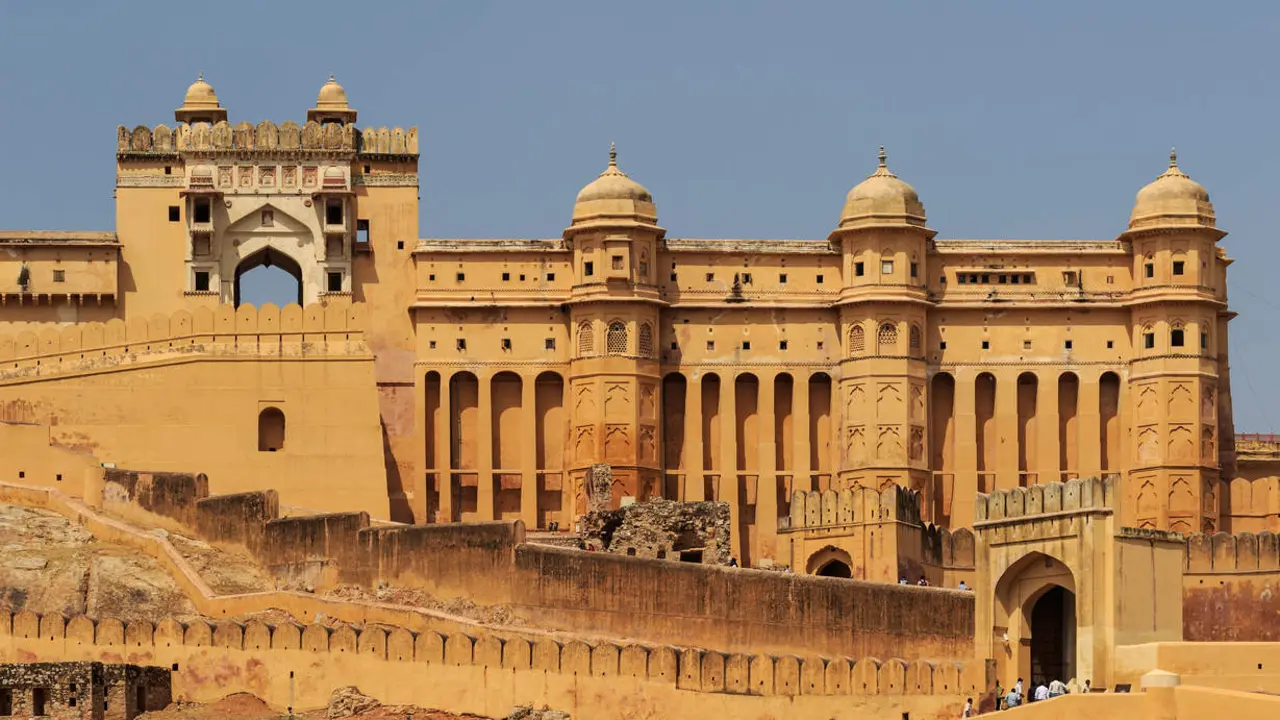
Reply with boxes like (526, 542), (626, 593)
(1049, 678), (1067, 697)
(1034, 682), (1050, 702)
(962, 697), (973, 717)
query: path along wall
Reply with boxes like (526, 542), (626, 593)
(0, 301), (388, 518)
(1182, 531), (1280, 641)
(0, 610), (990, 720)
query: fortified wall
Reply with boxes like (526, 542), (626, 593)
(117, 119), (417, 156)
(0, 301), (388, 518)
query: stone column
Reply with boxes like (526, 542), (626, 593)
(685, 374), (704, 501)
(756, 372), (778, 564)
(721, 373), (740, 561)
(1037, 372), (1060, 485)
(413, 370), (429, 523)
(437, 373), (452, 523)
(794, 372), (812, 493)
(477, 371), (495, 521)
(995, 370), (1021, 490)
(953, 371), (979, 525)
(520, 374), (538, 529)
(1078, 374), (1102, 479)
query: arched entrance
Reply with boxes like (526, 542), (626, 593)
(816, 559), (852, 578)
(1030, 585), (1076, 686)
(234, 246), (302, 307)
(805, 545), (855, 579)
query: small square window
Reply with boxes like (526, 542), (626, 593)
(53, 270), (65, 283)
(816, 274), (824, 284)
(1107, 340), (1114, 349)
(1145, 263), (1154, 278)
(1173, 261), (1185, 275)
(779, 340), (788, 350)
(998, 274), (1008, 284)
(1064, 339), (1073, 350)
(456, 272), (465, 281)
(1171, 329), (1185, 347)
(1023, 340), (1032, 350)
(356, 219), (370, 244)
(585, 262), (594, 276)
(1024, 274), (1034, 284)
(670, 341), (678, 350)
(519, 274), (526, 281)
(882, 260), (894, 275)
(854, 262), (865, 277)
(1010, 274), (1020, 285)
(816, 340), (825, 350)
(706, 340), (715, 351)
(428, 273), (436, 281)
(194, 271), (210, 292)
(981, 340), (990, 350)
(940, 341), (947, 350)
(611, 255), (624, 270)
(327, 272), (342, 292)
(429, 340), (437, 349)
(545, 338), (555, 350)
(742, 341), (751, 350)
(705, 272), (714, 281)
(1063, 271), (1078, 285)
(168, 206), (180, 222)
(981, 274), (990, 283)
(741, 272), (752, 284)
(1144, 333), (1155, 349)
(670, 273), (678, 281)
(1201, 332), (1208, 349)
(396, 241), (405, 250)
(958, 275), (967, 285)
(546, 272), (556, 281)
(910, 262), (918, 278)
(501, 338), (512, 350)
(363, 165), (371, 173)
(457, 338), (467, 350)
(1106, 275), (1114, 284)
(969, 274), (979, 283)
(502, 272), (511, 281)
(779, 273), (788, 283)
(164, 166), (172, 175)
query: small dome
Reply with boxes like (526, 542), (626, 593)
(571, 143), (657, 226)
(1128, 149), (1215, 230)
(316, 74), (350, 109)
(175, 73), (228, 123)
(837, 147), (926, 230)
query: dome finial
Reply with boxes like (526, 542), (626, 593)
(878, 145), (887, 169)
(197, 72), (203, 81)
(609, 141), (617, 167)
(1169, 147), (1178, 168)
(329, 73), (336, 82)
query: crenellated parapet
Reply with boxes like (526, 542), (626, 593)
(780, 485), (922, 531)
(0, 301), (369, 383)
(1225, 476), (1280, 532)
(0, 608), (990, 700)
(1184, 530), (1280, 572)
(974, 476), (1116, 524)
(116, 121), (418, 157)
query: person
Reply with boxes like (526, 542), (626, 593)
(958, 580), (970, 591)
(1004, 685), (1021, 709)
(995, 680), (1004, 710)
(1015, 677), (1024, 697)
(1034, 681), (1049, 702)
(1049, 678), (1067, 697)
(962, 697), (973, 717)
(899, 576), (908, 585)
(917, 576), (929, 586)
(728, 557), (738, 567)
(1084, 679), (1092, 693)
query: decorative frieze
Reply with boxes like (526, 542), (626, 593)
(353, 173), (419, 187)
(116, 175), (184, 188)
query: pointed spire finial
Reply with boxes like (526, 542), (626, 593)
(609, 141), (617, 167)
(1169, 147), (1178, 168)
(878, 145), (887, 169)
(329, 73), (336, 83)
(197, 72), (204, 82)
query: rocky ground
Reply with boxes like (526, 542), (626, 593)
(0, 503), (268, 621)
(135, 688), (571, 720)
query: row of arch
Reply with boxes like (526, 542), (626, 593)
(578, 320), (654, 358)
(930, 371), (1122, 483)
(849, 323), (922, 356)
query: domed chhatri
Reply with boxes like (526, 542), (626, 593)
(174, 73), (228, 124)
(308, 74), (358, 124)
(1128, 149), (1215, 231)
(837, 146), (927, 230)
(570, 143), (658, 227)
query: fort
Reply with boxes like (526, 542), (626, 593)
(0, 75), (1278, 718)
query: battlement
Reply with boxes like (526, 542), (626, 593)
(0, 302), (369, 383)
(1225, 476), (1280, 532)
(780, 485), (922, 531)
(116, 121), (418, 157)
(1184, 531), (1280, 573)
(974, 476), (1116, 525)
(0, 608), (989, 701)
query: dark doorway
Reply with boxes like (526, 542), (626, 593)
(32, 687), (46, 716)
(1030, 586), (1076, 686)
(816, 560), (852, 578)
(234, 246), (303, 307)
(136, 684), (146, 713)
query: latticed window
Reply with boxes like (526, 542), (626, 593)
(578, 321), (594, 356)
(607, 320), (628, 355)
(849, 325), (865, 356)
(909, 325), (922, 352)
(638, 323), (654, 357)
(878, 322), (898, 352)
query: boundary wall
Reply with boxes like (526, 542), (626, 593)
(1182, 530), (1280, 641)
(0, 609), (989, 720)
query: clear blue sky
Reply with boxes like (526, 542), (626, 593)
(1, 1), (1278, 431)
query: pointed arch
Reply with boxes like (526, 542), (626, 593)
(878, 322), (898, 353)
(607, 320), (628, 355)
(909, 324), (922, 352)
(234, 246), (302, 307)
(638, 323), (654, 358)
(849, 324), (865, 356)
(577, 320), (594, 357)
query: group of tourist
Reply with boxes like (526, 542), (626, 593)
(897, 575), (975, 591)
(974, 676), (1079, 714)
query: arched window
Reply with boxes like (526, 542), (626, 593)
(1171, 322), (1185, 348)
(638, 251), (649, 279)
(258, 407), (285, 452)
(607, 320), (628, 355)
(849, 325), (865, 356)
(909, 325), (922, 352)
(638, 323), (654, 357)
(577, 321), (594, 357)
(878, 322), (898, 352)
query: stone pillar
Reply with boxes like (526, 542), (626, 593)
(995, 371), (1021, 490)
(413, 370), (428, 522)
(1037, 372), (1060, 485)
(794, 372), (812, 493)
(437, 373), (453, 523)
(953, 372), (979, 524)
(756, 372), (778, 564)
(721, 373), (741, 561)
(477, 372), (495, 521)
(520, 375), (538, 529)
(1078, 374), (1102, 479)
(685, 374), (705, 501)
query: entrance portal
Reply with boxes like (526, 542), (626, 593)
(816, 560), (852, 578)
(1029, 585), (1076, 685)
(234, 246), (303, 307)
